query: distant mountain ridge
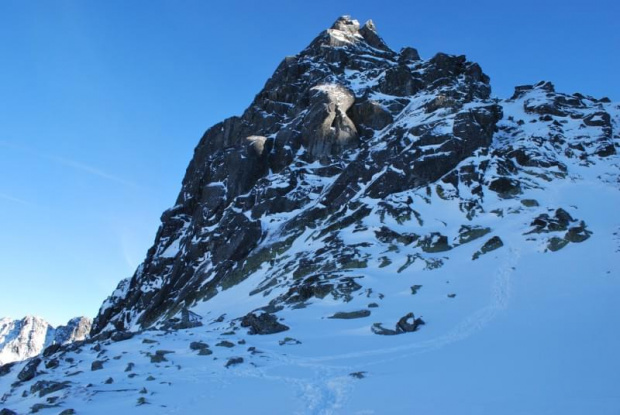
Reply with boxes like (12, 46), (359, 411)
(0, 316), (91, 365)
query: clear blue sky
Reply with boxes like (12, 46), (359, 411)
(1, 1), (618, 326)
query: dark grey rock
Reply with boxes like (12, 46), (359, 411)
(419, 233), (451, 253)
(150, 350), (174, 363)
(489, 177), (521, 198)
(189, 341), (209, 351)
(359, 20), (391, 52)
(547, 237), (569, 252)
(565, 222), (592, 243)
(399, 47), (420, 62)
(375, 226), (417, 245)
(42, 343), (61, 358)
(0, 362), (15, 377)
(482, 236), (504, 252)
(44, 359), (59, 370)
(279, 337), (302, 346)
(17, 357), (41, 382)
(583, 111), (611, 127)
(378, 65), (421, 96)
(457, 225), (491, 245)
(371, 323), (398, 336)
(30, 404), (59, 413)
(240, 313), (289, 335)
(328, 310), (371, 319)
(396, 313), (426, 333)
(472, 236), (504, 260)
(225, 357), (244, 368)
(521, 199), (539, 207)
(349, 100), (393, 133)
(91, 360), (104, 371)
(372, 313), (425, 335)
(30, 380), (70, 397)
(198, 348), (213, 356)
(111, 331), (134, 342)
(528, 208), (575, 234)
(511, 81), (555, 100)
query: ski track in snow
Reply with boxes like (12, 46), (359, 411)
(297, 247), (519, 364)
(249, 247), (522, 414)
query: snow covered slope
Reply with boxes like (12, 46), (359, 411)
(0, 316), (91, 366)
(1, 16), (618, 415)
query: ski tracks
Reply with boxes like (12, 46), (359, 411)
(255, 247), (522, 414)
(219, 247), (521, 414)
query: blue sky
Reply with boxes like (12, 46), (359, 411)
(1, 1), (618, 326)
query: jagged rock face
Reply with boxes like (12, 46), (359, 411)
(0, 316), (91, 365)
(0, 317), (51, 366)
(302, 84), (359, 158)
(53, 318), (91, 346)
(91, 16), (617, 335)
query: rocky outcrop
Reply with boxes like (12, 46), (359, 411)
(91, 15), (617, 337)
(17, 357), (41, 382)
(372, 313), (426, 335)
(302, 84), (359, 158)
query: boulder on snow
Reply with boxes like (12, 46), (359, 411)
(328, 310), (371, 319)
(111, 331), (134, 342)
(0, 362), (15, 377)
(225, 357), (244, 368)
(240, 313), (289, 335)
(91, 360), (104, 371)
(472, 236), (504, 260)
(17, 357), (41, 382)
(30, 380), (70, 398)
(372, 313), (425, 335)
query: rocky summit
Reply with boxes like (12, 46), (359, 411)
(90, 16), (615, 336)
(1, 16), (619, 415)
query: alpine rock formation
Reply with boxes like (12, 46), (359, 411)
(1, 16), (618, 414)
(0, 316), (91, 366)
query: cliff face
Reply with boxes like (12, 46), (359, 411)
(91, 16), (617, 335)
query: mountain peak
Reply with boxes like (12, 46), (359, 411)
(308, 15), (393, 53)
(0, 315), (91, 365)
(329, 15), (360, 33)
